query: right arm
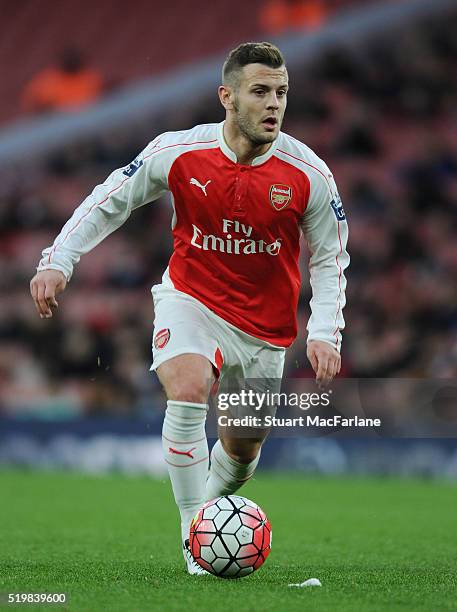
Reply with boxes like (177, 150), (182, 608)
(30, 134), (170, 317)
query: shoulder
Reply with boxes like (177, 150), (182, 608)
(144, 123), (219, 158)
(275, 132), (333, 193)
(137, 123), (219, 181)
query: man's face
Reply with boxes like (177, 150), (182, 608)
(230, 63), (288, 146)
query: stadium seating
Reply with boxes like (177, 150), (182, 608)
(1, 6), (456, 417)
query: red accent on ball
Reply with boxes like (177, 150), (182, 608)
(253, 553), (265, 570)
(238, 543), (260, 558)
(241, 505), (262, 520)
(252, 525), (264, 550)
(198, 519), (216, 533)
(188, 496), (272, 578)
(237, 554), (260, 569)
(240, 512), (262, 529)
(197, 531), (216, 546)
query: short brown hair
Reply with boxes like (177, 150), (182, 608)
(222, 42), (285, 87)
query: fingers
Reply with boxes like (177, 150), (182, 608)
(327, 355), (339, 380)
(316, 354), (330, 387)
(30, 277), (58, 318)
(307, 350), (318, 373)
(45, 287), (59, 309)
(307, 341), (341, 388)
(30, 270), (67, 319)
(318, 354), (340, 387)
(38, 282), (52, 318)
(30, 278), (40, 316)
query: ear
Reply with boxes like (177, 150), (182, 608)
(218, 84), (235, 111)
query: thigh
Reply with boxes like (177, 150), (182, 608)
(247, 345), (286, 381)
(157, 353), (214, 403)
(216, 341), (285, 400)
(151, 288), (223, 375)
(215, 343), (286, 441)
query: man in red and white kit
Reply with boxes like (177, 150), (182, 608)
(30, 43), (349, 574)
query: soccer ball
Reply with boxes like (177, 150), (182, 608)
(189, 495), (272, 578)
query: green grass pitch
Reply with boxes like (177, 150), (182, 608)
(1, 470), (456, 611)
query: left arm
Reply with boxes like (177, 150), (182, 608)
(300, 171), (349, 384)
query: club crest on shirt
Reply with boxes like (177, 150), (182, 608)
(154, 328), (170, 349)
(269, 184), (292, 211)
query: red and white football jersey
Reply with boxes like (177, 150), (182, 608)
(38, 122), (349, 349)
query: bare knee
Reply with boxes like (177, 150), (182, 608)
(166, 380), (210, 404)
(157, 353), (214, 404)
(221, 437), (264, 464)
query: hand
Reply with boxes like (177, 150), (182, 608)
(307, 340), (341, 388)
(30, 270), (67, 319)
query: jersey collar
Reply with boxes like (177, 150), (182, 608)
(217, 121), (279, 167)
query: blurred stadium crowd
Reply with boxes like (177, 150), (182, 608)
(0, 8), (456, 418)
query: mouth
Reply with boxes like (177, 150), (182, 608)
(262, 116), (278, 131)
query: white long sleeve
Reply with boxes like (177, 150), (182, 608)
(301, 171), (349, 351)
(37, 135), (170, 280)
(35, 121), (349, 351)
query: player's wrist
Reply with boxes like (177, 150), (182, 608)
(307, 338), (340, 353)
(36, 266), (70, 282)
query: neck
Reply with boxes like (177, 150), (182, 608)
(223, 121), (272, 165)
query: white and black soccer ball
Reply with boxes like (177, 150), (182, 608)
(189, 495), (272, 578)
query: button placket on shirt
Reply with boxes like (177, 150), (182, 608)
(232, 166), (250, 216)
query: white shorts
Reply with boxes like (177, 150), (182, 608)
(150, 284), (285, 382)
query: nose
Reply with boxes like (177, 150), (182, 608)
(266, 92), (280, 110)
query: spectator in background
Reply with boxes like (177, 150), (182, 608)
(21, 47), (103, 115)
